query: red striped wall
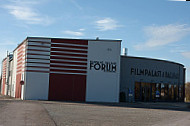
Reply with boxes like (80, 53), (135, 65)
(1, 58), (7, 95)
(15, 74), (22, 98)
(15, 43), (26, 98)
(48, 39), (88, 101)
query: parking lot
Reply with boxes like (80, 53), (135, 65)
(0, 95), (190, 126)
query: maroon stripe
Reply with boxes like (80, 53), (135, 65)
(51, 39), (88, 45)
(17, 54), (25, 59)
(50, 56), (87, 61)
(27, 53), (50, 56)
(51, 48), (87, 53)
(26, 66), (50, 69)
(27, 49), (50, 52)
(51, 52), (87, 57)
(51, 44), (87, 49)
(17, 64), (23, 69)
(50, 64), (87, 69)
(17, 50), (24, 54)
(50, 69), (87, 73)
(50, 60), (87, 65)
(17, 66), (24, 69)
(17, 58), (24, 62)
(17, 56), (24, 61)
(17, 49), (24, 53)
(17, 52), (24, 57)
(26, 70), (49, 73)
(17, 61), (24, 66)
(17, 46), (24, 52)
(16, 70), (24, 73)
(27, 45), (50, 48)
(17, 54), (24, 59)
(17, 62), (24, 66)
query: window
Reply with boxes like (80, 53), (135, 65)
(135, 82), (141, 100)
(152, 83), (156, 100)
(161, 83), (165, 100)
(164, 84), (169, 100)
(174, 85), (178, 101)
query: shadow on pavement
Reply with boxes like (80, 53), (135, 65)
(1, 94), (190, 112)
(84, 101), (190, 112)
(44, 100), (190, 112)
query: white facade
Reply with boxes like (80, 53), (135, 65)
(1, 37), (121, 103)
(86, 40), (121, 102)
(11, 50), (17, 97)
(24, 38), (51, 100)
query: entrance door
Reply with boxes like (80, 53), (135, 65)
(141, 82), (151, 102)
(135, 82), (141, 101)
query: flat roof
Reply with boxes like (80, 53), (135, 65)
(27, 36), (122, 42)
(13, 36), (122, 52)
(121, 55), (185, 67)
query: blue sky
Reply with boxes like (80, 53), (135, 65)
(0, 0), (190, 82)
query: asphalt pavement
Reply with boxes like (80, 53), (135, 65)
(1, 95), (190, 126)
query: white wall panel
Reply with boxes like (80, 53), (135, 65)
(26, 59), (50, 63)
(24, 72), (49, 100)
(27, 63), (50, 67)
(86, 40), (121, 103)
(26, 55), (50, 59)
(11, 49), (17, 97)
(27, 50), (50, 55)
(26, 67), (49, 71)
(27, 46), (51, 51)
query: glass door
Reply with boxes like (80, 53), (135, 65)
(141, 82), (151, 102)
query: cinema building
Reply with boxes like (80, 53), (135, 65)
(0, 37), (186, 103)
(0, 37), (121, 102)
(120, 56), (185, 102)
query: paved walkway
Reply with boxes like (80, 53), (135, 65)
(42, 101), (190, 126)
(0, 95), (56, 126)
(1, 94), (190, 126)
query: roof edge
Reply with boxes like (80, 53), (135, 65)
(27, 36), (122, 42)
(121, 55), (185, 67)
(13, 37), (28, 52)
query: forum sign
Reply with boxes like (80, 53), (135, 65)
(90, 60), (117, 72)
(130, 68), (179, 79)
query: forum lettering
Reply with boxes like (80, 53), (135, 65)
(90, 61), (117, 72)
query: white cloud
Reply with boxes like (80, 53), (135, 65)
(3, 0), (53, 25)
(79, 28), (85, 31)
(95, 18), (121, 31)
(134, 24), (190, 50)
(63, 30), (84, 36)
(181, 52), (190, 59)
